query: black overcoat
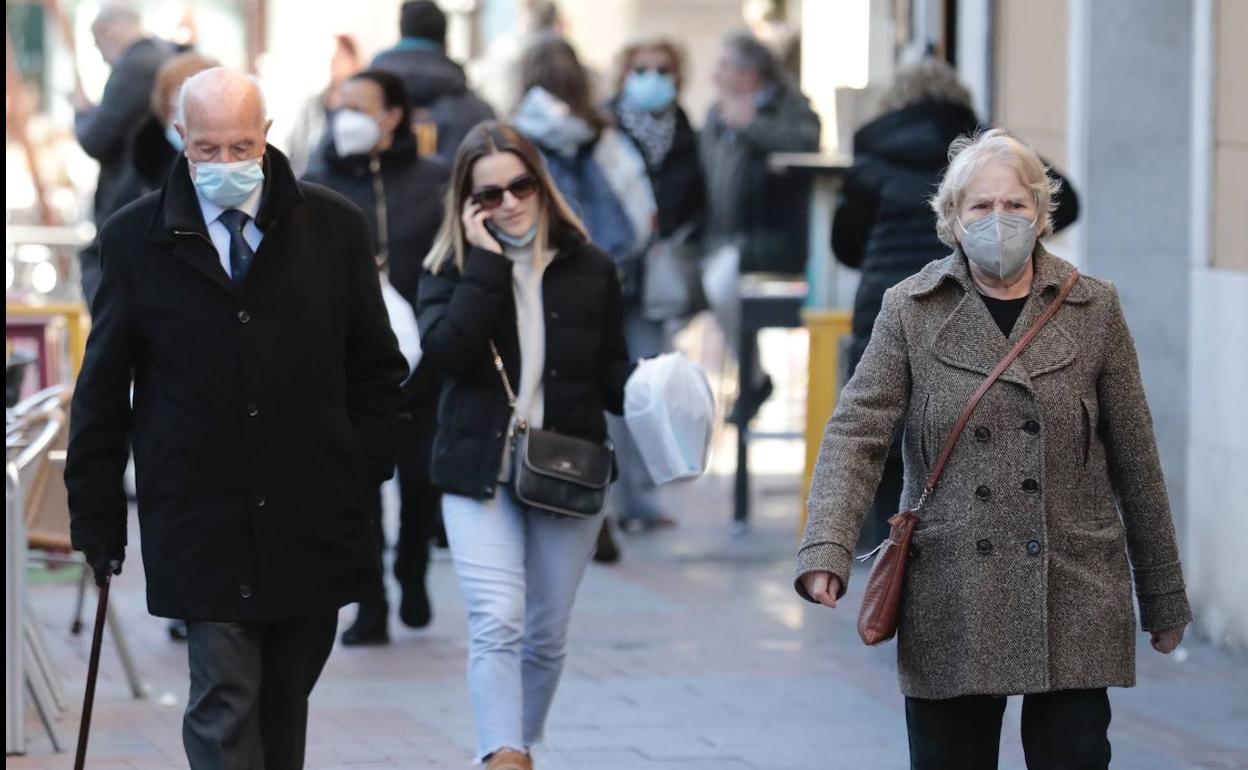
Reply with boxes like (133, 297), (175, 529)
(65, 147), (409, 622)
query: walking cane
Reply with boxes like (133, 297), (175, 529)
(74, 572), (111, 770)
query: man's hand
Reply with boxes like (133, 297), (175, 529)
(801, 571), (842, 609)
(1150, 625), (1186, 655)
(83, 546), (124, 587)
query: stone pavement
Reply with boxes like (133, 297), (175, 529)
(11, 467), (1248, 769)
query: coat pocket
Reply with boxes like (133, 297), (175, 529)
(1081, 397), (1098, 467)
(919, 392), (933, 470)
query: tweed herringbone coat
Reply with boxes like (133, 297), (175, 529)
(795, 246), (1192, 700)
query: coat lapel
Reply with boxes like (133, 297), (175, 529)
(924, 246), (1085, 392)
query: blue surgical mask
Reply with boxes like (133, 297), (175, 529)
(622, 70), (677, 113)
(190, 157), (264, 208)
(165, 124), (184, 151)
(486, 219), (538, 249)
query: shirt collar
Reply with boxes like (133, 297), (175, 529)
(195, 177), (265, 229)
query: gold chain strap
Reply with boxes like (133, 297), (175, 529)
(488, 340), (528, 434)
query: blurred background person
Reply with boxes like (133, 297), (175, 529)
(128, 51), (221, 196)
(372, 0), (496, 162)
(471, 0), (567, 115)
(303, 69), (451, 645)
(513, 36), (656, 561)
(606, 35), (706, 533)
(285, 34), (362, 177)
(699, 31), (820, 426)
(72, 3), (176, 305)
(831, 58), (1080, 546)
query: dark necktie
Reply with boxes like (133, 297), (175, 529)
(217, 209), (255, 284)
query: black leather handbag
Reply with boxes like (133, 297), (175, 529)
(490, 342), (613, 518)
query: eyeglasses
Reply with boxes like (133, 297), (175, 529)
(632, 65), (672, 77)
(471, 175), (539, 210)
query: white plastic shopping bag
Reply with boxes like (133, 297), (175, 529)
(624, 353), (715, 485)
(380, 273), (422, 372)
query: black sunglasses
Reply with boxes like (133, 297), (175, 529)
(471, 175), (539, 211)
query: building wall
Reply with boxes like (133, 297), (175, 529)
(1185, 0), (1248, 651)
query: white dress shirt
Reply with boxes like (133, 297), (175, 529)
(195, 181), (265, 278)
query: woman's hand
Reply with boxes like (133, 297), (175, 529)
(1150, 624), (1186, 654)
(801, 571), (842, 609)
(461, 199), (502, 254)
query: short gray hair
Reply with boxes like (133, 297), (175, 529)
(723, 32), (780, 84)
(930, 128), (1060, 249)
(92, 4), (141, 33)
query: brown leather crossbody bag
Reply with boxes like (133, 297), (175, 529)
(856, 270), (1080, 646)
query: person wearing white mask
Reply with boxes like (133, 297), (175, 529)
(796, 129), (1190, 769)
(65, 67), (408, 769)
(303, 69), (451, 646)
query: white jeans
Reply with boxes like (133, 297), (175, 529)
(443, 490), (601, 762)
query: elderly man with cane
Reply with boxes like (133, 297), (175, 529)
(64, 68), (408, 769)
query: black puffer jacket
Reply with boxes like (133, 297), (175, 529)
(833, 101), (1080, 375)
(370, 45), (495, 161)
(303, 130), (450, 400)
(416, 228), (634, 499)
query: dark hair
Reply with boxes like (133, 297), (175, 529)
(399, 0), (447, 44)
(723, 32), (781, 84)
(521, 35), (606, 132)
(347, 70), (412, 138)
(425, 121), (587, 273)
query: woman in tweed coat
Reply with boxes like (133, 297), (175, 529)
(795, 129), (1191, 770)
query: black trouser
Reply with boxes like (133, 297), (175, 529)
(359, 411), (441, 607)
(183, 611), (338, 770)
(905, 689), (1111, 770)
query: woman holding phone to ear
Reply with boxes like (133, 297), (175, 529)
(417, 121), (633, 770)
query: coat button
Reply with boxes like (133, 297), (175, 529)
(237, 310), (252, 324)
(1026, 540), (1042, 556)
(253, 495), (266, 508)
(1023, 420), (1041, 435)
(549, 368), (559, 379)
(244, 402), (259, 418)
(976, 538), (993, 554)
(549, 310), (560, 320)
(1022, 478), (1039, 493)
(975, 485), (991, 500)
(974, 426), (991, 442)
(239, 583), (252, 598)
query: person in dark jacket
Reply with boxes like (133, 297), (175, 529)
(303, 69), (451, 646)
(606, 35), (706, 533)
(128, 52), (220, 196)
(832, 59), (1080, 546)
(700, 32), (821, 423)
(372, 0), (496, 161)
(65, 69), (408, 770)
(73, 5), (175, 305)
(417, 122), (633, 769)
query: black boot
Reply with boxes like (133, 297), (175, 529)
(396, 540), (432, 629)
(593, 518), (621, 564)
(340, 598), (390, 646)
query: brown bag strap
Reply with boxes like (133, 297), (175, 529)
(918, 269), (1080, 510)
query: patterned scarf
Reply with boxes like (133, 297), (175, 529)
(617, 105), (678, 170)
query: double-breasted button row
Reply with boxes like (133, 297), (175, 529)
(239, 583), (252, 598)
(237, 310), (252, 324)
(975, 485), (991, 500)
(975, 426), (991, 442)
(973, 538), (1042, 556)
(1022, 478), (1040, 493)
(244, 402), (260, 418)
(1023, 420), (1041, 435)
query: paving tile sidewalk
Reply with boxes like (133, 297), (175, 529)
(10, 469), (1248, 769)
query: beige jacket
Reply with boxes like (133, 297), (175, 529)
(796, 246), (1192, 700)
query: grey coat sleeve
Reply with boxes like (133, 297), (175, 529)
(795, 287), (912, 601)
(1097, 286), (1193, 631)
(738, 92), (822, 154)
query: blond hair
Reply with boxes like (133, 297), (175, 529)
(425, 121), (588, 275)
(930, 128), (1060, 249)
(613, 35), (687, 93)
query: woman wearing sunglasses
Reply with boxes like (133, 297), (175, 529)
(417, 121), (633, 770)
